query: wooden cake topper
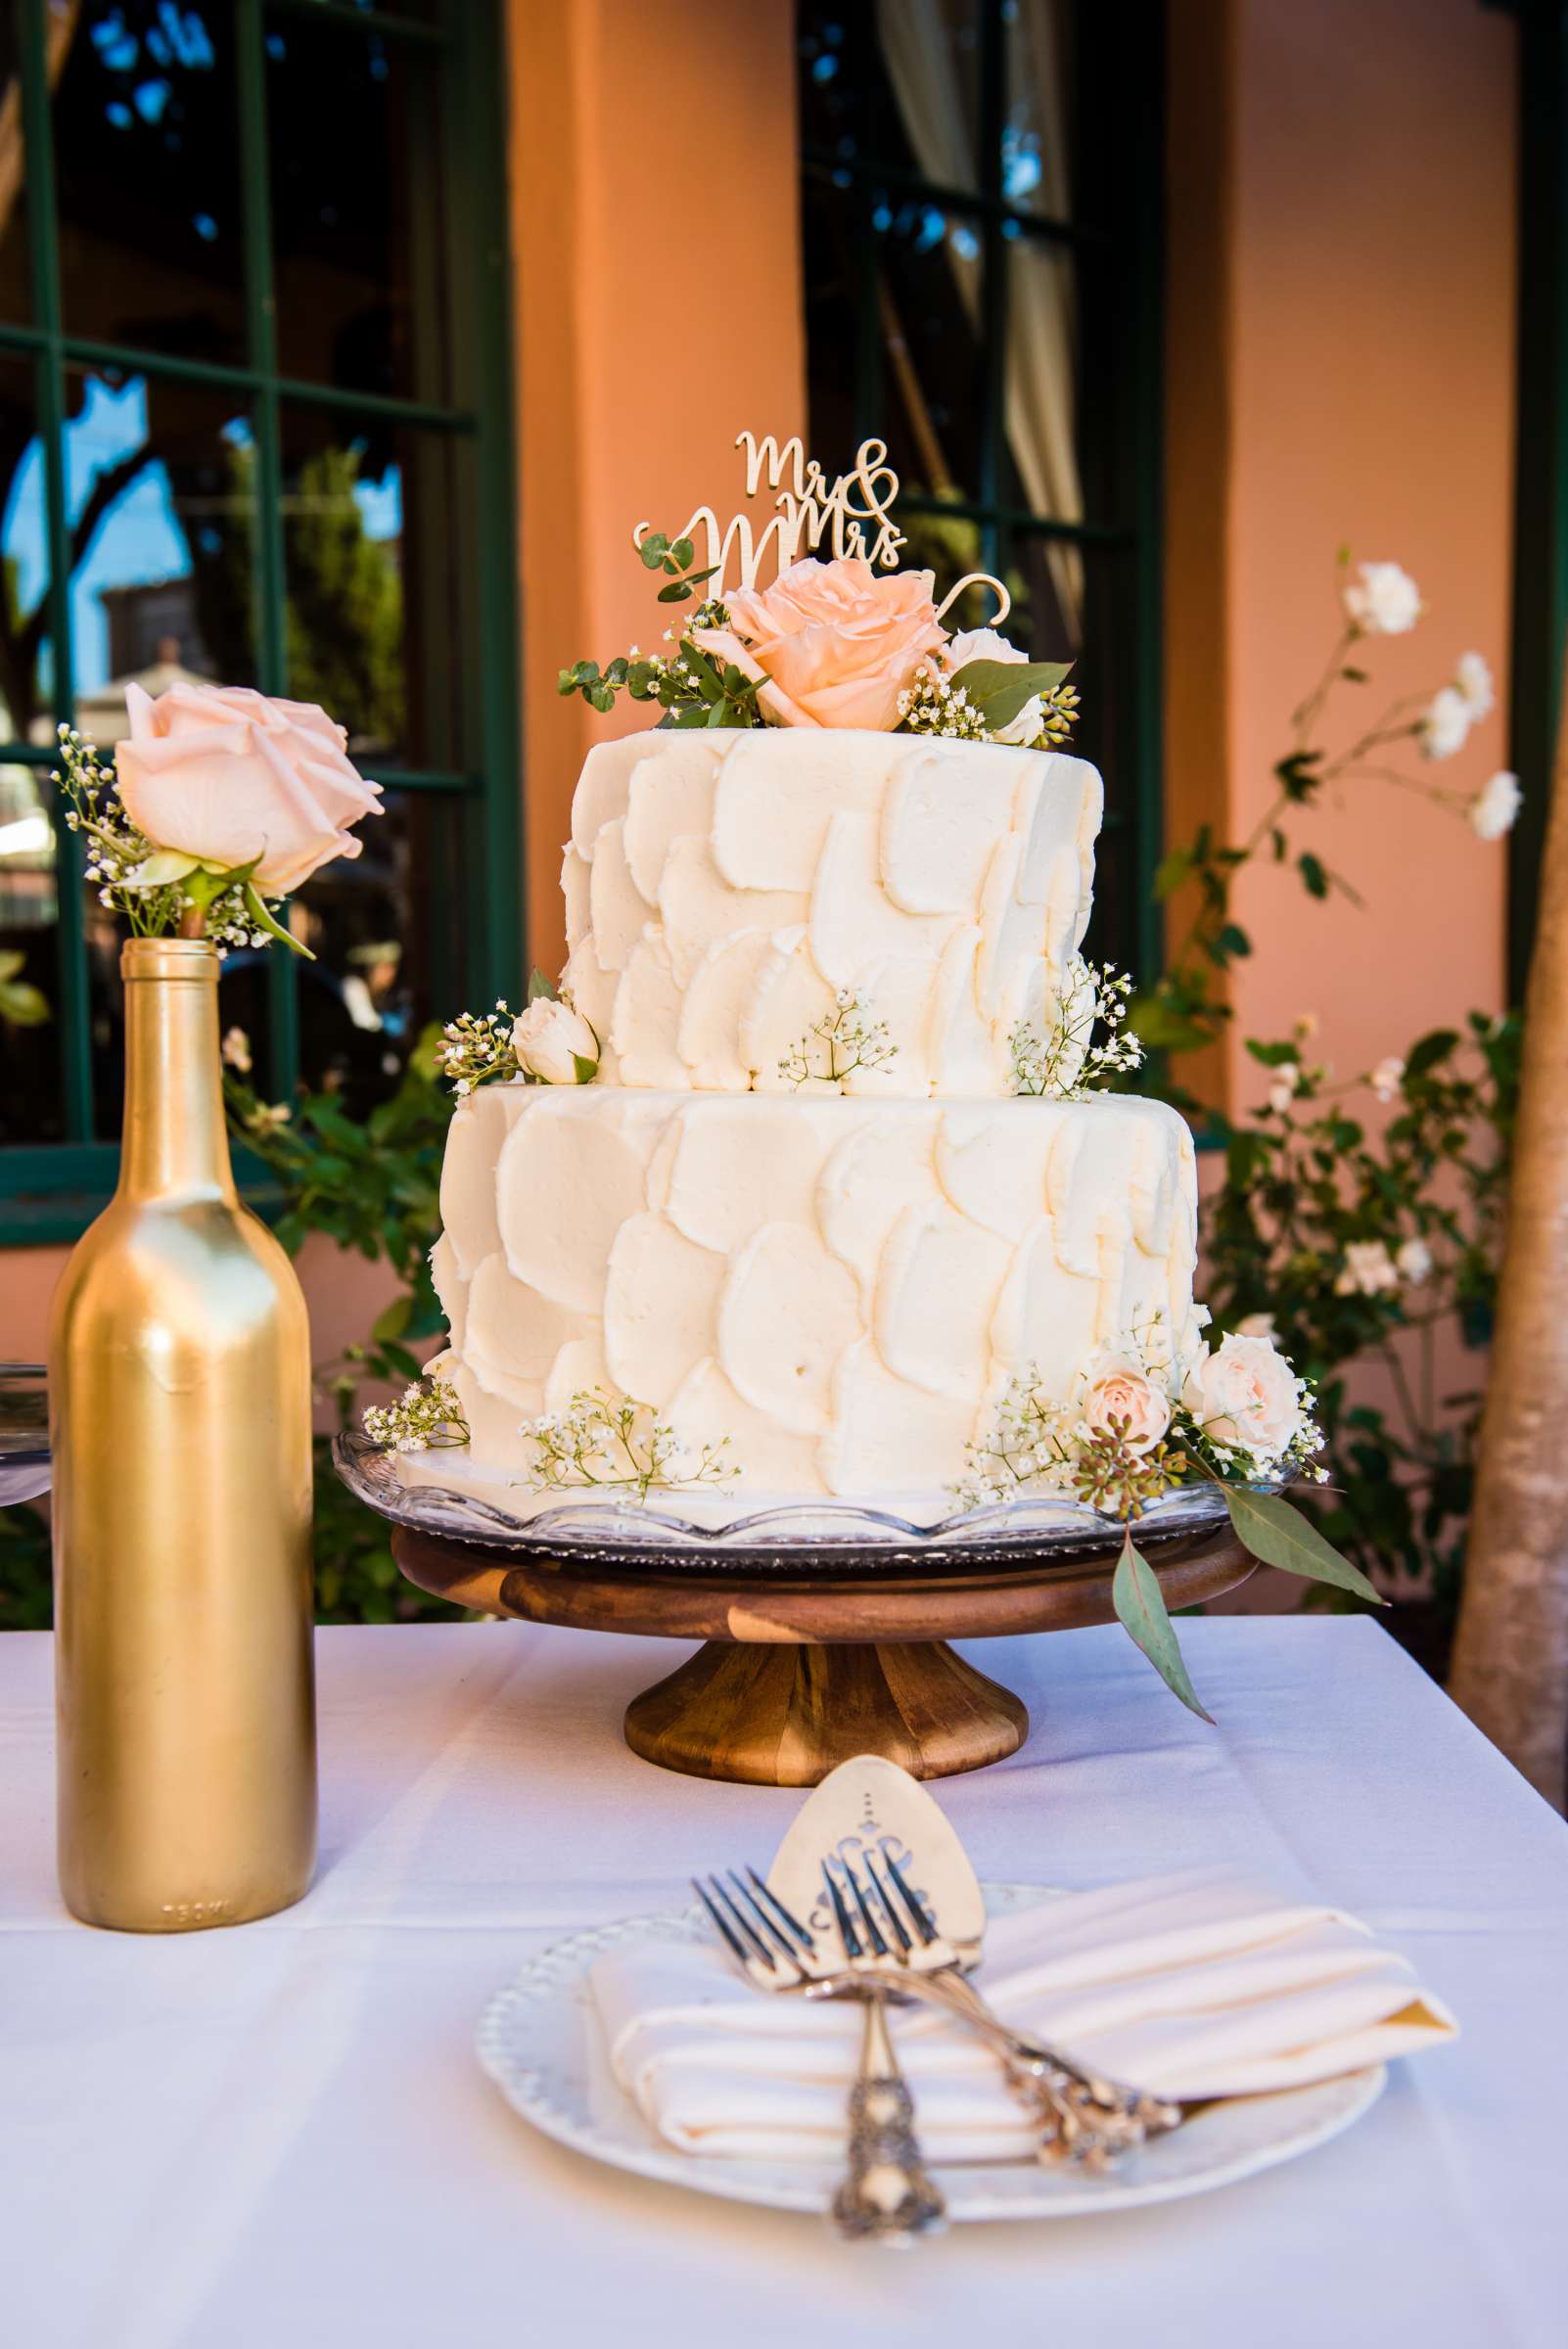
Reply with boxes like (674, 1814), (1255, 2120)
(634, 432), (1010, 624)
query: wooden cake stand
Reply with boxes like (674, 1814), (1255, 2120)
(393, 1521), (1254, 1786)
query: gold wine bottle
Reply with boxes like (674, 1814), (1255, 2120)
(49, 936), (316, 1930)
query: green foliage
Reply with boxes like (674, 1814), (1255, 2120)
(0, 947), (49, 1029)
(1202, 1011), (1520, 1622)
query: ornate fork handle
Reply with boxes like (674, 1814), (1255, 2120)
(820, 1964), (1179, 2161)
(831, 1986), (946, 2243)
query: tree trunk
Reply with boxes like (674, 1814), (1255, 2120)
(1449, 670), (1568, 1807)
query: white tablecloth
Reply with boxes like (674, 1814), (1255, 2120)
(2, 1617), (1565, 2349)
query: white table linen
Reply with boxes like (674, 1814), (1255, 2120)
(2, 1616), (1565, 2349)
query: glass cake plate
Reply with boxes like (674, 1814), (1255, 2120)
(333, 1429), (1274, 1581)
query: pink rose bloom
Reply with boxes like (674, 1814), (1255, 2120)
(1079, 1354), (1171, 1456)
(115, 681), (382, 895)
(1181, 1333), (1304, 1462)
(693, 555), (947, 730)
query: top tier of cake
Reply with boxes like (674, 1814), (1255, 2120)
(559, 728), (1102, 1099)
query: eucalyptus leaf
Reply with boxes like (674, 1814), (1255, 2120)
(657, 581), (693, 603)
(1112, 1531), (1214, 1721)
(946, 656), (1072, 732)
(638, 534), (669, 570)
(527, 966), (558, 1002)
(1223, 1488), (1385, 1603)
(670, 537), (695, 569)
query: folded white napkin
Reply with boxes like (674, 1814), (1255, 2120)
(590, 1867), (1455, 2162)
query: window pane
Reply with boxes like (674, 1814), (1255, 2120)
(64, 367), (257, 714)
(0, 6), (31, 321)
(0, 761), (62, 1145)
(266, 17), (450, 402)
(0, 353), (55, 743)
(54, 2), (246, 366)
(1003, 0), (1075, 219)
(294, 787), (462, 1116)
(879, 200), (985, 503)
(800, 2), (983, 191)
(279, 405), (467, 770)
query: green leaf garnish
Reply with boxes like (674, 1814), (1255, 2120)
(947, 656), (1073, 733)
(1112, 1531), (1214, 1721)
(1223, 1488), (1385, 1603)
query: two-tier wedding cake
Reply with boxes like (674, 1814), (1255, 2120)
(426, 721), (1203, 1517)
(382, 435), (1307, 1530)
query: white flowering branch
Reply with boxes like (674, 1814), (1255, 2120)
(363, 1374), (470, 1453)
(1009, 959), (1142, 1098)
(435, 1002), (519, 1097)
(779, 989), (899, 1088)
(519, 1388), (736, 1501)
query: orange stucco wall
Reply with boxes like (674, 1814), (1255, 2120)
(512, 0), (807, 982)
(1168, 0), (1516, 1105)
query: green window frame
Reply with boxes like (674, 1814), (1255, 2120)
(797, 0), (1167, 979)
(0, 0), (521, 1243)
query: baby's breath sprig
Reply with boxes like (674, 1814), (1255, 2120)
(895, 670), (990, 742)
(1009, 957), (1143, 1099)
(520, 1387), (737, 1503)
(362, 1374), (470, 1453)
(778, 988), (899, 1089)
(435, 1001), (519, 1097)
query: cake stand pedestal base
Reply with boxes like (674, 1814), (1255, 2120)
(623, 1638), (1028, 1784)
(392, 1521), (1254, 1785)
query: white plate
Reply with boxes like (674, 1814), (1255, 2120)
(475, 1885), (1386, 2223)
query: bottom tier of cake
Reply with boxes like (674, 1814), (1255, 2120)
(407, 1082), (1203, 1521)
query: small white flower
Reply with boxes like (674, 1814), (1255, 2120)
(1268, 1066), (1300, 1115)
(1454, 651), (1495, 717)
(1469, 768), (1521, 841)
(1368, 1055), (1406, 1102)
(220, 1026), (253, 1074)
(1397, 1237), (1433, 1285)
(1343, 560), (1421, 635)
(1420, 685), (1472, 761)
(1334, 1239), (1400, 1298)
(1293, 1011), (1319, 1040)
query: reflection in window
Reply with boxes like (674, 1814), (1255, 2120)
(281, 409), (464, 770)
(55, 2), (246, 365)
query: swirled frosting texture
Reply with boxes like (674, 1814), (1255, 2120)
(560, 730), (1102, 1096)
(426, 1085), (1202, 1509)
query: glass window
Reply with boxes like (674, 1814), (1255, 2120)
(279, 405), (468, 771)
(0, 1), (518, 1228)
(0, 8), (31, 322)
(266, 15), (450, 402)
(54, 1), (247, 366)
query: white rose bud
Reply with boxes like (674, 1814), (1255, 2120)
(512, 995), (599, 1084)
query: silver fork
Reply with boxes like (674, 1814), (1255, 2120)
(692, 1869), (946, 2243)
(820, 1848), (1181, 2169)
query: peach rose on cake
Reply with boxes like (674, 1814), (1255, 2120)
(1077, 1353), (1172, 1456)
(115, 681), (382, 895)
(690, 555), (946, 730)
(1181, 1332), (1304, 1462)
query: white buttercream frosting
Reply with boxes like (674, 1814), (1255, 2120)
(406, 727), (1206, 1521)
(426, 1084), (1202, 1513)
(561, 729), (1101, 1098)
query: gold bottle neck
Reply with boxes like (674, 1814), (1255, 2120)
(117, 937), (237, 1203)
